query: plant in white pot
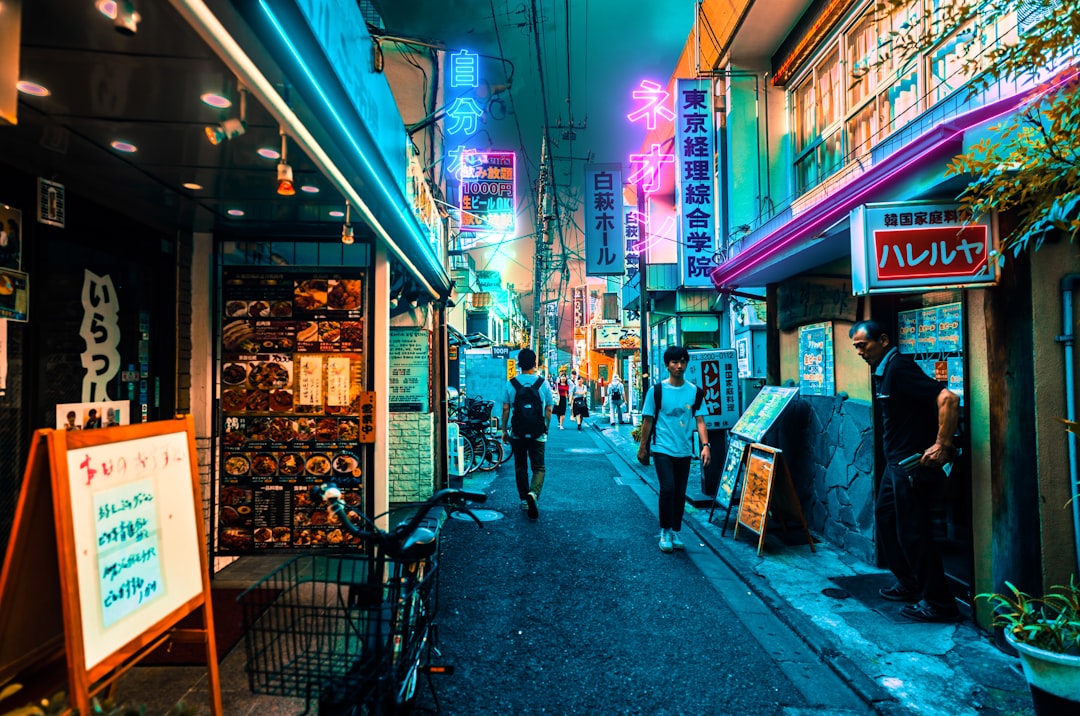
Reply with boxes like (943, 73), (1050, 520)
(978, 577), (1080, 714)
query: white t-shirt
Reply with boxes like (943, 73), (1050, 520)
(641, 380), (705, 457)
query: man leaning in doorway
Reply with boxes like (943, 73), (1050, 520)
(501, 348), (554, 519)
(850, 319), (961, 623)
(636, 345), (711, 553)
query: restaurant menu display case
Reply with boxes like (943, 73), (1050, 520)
(216, 268), (368, 554)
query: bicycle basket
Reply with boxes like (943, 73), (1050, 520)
(465, 399), (493, 424)
(239, 552), (435, 708)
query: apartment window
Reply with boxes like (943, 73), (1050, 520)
(847, 101), (878, 159)
(882, 65), (920, 133)
(847, 12), (879, 108)
(817, 50), (843, 131)
(793, 77), (817, 154)
(928, 19), (982, 103)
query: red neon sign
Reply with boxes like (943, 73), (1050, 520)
(874, 225), (989, 281)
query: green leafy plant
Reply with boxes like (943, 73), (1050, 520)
(977, 576), (1080, 655)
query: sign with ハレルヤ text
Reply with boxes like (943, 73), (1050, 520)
(850, 201), (998, 295)
(686, 349), (739, 430)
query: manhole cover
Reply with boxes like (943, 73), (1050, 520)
(822, 587), (852, 600)
(451, 508), (503, 522)
(564, 448), (610, 454)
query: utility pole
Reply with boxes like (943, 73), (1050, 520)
(532, 136), (552, 365)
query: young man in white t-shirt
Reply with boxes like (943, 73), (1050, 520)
(636, 345), (711, 552)
(501, 348), (554, 519)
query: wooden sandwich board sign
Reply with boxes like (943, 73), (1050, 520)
(733, 444), (816, 557)
(0, 416), (222, 715)
(707, 435), (750, 536)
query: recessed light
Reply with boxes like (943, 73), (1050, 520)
(16, 81), (50, 97)
(300, 185), (320, 193)
(200, 93), (232, 109)
(182, 182), (203, 191)
(257, 147), (280, 160)
(96, 0), (117, 19)
(328, 210), (345, 218)
(110, 140), (137, 153)
(227, 209), (245, 217)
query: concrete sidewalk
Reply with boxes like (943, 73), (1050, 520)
(587, 415), (1034, 716)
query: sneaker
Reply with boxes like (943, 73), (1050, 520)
(670, 530), (685, 550)
(900, 600), (961, 623)
(559, 424), (564, 430)
(879, 583), (920, 602)
(520, 500), (529, 511)
(526, 491), (539, 519)
(658, 529), (673, 553)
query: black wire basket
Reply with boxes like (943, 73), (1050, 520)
(465, 398), (494, 424)
(238, 552), (433, 709)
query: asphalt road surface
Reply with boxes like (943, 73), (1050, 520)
(415, 422), (870, 715)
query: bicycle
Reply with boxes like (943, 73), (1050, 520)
(239, 485), (486, 714)
(455, 397), (510, 472)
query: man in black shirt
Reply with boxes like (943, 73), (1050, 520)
(850, 320), (961, 622)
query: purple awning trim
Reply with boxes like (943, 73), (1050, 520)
(709, 91), (1031, 289)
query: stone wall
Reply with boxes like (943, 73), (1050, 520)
(776, 393), (877, 564)
(389, 411), (436, 502)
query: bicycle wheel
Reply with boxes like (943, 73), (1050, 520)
(476, 435), (504, 471)
(458, 429), (480, 474)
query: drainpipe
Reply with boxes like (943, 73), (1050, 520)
(1058, 274), (1080, 577)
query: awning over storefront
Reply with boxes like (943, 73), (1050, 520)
(176, 0), (451, 299)
(709, 92), (1031, 290)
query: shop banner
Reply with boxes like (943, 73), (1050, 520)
(851, 201), (998, 294)
(686, 349), (740, 430)
(584, 164), (625, 276)
(459, 151), (515, 233)
(675, 79), (717, 287)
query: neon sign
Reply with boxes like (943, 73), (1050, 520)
(458, 151), (516, 233)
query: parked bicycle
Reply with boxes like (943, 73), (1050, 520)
(448, 393), (510, 473)
(239, 485), (486, 714)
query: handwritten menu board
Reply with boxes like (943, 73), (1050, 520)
(62, 429), (203, 670)
(798, 322), (834, 397)
(737, 445), (776, 536)
(389, 328), (431, 412)
(730, 386), (799, 442)
(219, 269), (368, 554)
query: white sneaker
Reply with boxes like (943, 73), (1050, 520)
(658, 529), (673, 553)
(670, 530), (685, 550)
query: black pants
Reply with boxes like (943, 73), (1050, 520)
(654, 453), (690, 531)
(511, 437), (546, 500)
(875, 463), (953, 610)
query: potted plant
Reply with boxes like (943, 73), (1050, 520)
(977, 576), (1080, 714)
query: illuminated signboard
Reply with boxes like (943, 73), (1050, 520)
(850, 201), (998, 295)
(626, 79), (675, 195)
(458, 151), (515, 233)
(675, 79), (716, 287)
(584, 164), (624, 276)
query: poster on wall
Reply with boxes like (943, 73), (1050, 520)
(55, 400), (131, 430)
(389, 328), (431, 412)
(217, 268), (367, 555)
(686, 349), (740, 430)
(0, 267), (28, 322)
(0, 203), (22, 270)
(798, 322), (834, 397)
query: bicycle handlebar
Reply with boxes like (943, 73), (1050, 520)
(311, 484), (487, 552)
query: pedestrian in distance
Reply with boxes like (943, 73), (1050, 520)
(608, 373), (626, 426)
(849, 319), (961, 623)
(501, 348), (554, 519)
(571, 375), (590, 430)
(636, 345), (711, 553)
(552, 373), (570, 429)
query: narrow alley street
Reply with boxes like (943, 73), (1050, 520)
(415, 420), (869, 715)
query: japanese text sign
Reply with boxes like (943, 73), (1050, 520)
(459, 151), (515, 233)
(686, 349), (740, 430)
(584, 164), (625, 275)
(626, 79), (675, 195)
(675, 79), (716, 287)
(850, 201), (998, 295)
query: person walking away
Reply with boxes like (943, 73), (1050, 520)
(571, 375), (590, 430)
(501, 349), (554, 519)
(849, 319), (961, 623)
(552, 374), (570, 429)
(636, 345), (711, 552)
(608, 374), (626, 426)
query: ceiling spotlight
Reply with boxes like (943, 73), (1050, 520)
(114, 0), (140, 36)
(341, 201), (354, 244)
(276, 128), (295, 196)
(205, 86), (247, 145)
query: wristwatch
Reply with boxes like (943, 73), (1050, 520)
(702, 442), (711, 448)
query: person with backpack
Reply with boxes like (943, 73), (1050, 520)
(570, 375), (590, 430)
(636, 345), (711, 553)
(607, 374), (625, 426)
(501, 348), (554, 519)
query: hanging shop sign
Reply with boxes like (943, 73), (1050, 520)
(686, 349), (740, 430)
(850, 201), (998, 295)
(584, 164), (625, 276)
(459, 151), (515, 233)
(675, 79), (716, 287)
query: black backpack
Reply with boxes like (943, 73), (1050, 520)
(651, 382), (704, 446)
(610, 384), (622, 401)
(510, 377), (547, 438)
